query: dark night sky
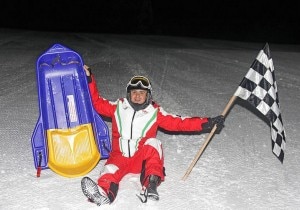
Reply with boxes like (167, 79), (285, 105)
(1, 0), (299, 44)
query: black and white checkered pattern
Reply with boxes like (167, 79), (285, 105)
(234, 43), (286, 162)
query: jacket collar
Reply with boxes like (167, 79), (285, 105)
(122, 98), (154, 114)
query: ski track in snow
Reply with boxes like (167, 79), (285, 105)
(0, 29), (300, 209)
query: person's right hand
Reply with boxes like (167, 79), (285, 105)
(83, 65), (92, 83)
(83, 65), (91, 76)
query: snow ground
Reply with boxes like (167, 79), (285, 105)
(0, 28), (300, 210)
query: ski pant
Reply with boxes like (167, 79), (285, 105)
(97, 138), (165, 202)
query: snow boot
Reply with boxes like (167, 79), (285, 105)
(137, 175), (161, 203)
(81, 177), (110, 206)
(146, 175), (161, 201)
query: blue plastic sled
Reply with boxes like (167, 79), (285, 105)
(31, 44), (111, 177)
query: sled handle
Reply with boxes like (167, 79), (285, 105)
(36, 152), (42, 178)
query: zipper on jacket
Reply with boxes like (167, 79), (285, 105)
(128, 111), (136, 158)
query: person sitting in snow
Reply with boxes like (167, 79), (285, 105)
(81, 64), (225, 206)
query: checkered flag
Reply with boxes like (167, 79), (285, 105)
(234, 43), (286, 162)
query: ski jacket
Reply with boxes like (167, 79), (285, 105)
(88, 76), (209, 158)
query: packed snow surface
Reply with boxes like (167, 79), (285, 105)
(0, 29), (299, 209)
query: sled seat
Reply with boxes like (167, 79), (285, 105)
(47, 123), (100, 177)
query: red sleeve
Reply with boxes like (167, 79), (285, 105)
(156, 106), (208, 132)
(88, 75), (116, 118)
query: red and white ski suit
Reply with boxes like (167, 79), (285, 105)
(88, 76), (209, 195)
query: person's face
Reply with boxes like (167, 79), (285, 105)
(130, 89), (148, 104)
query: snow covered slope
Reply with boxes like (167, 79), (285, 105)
(0, 29), (299, 209)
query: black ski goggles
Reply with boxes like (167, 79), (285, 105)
(127, 76), (152, 90)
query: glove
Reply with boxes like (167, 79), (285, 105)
(202, 115), (225, 133)
(83, 65), (92, 83)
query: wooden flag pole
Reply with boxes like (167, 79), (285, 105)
(181, 95), (237, 181)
